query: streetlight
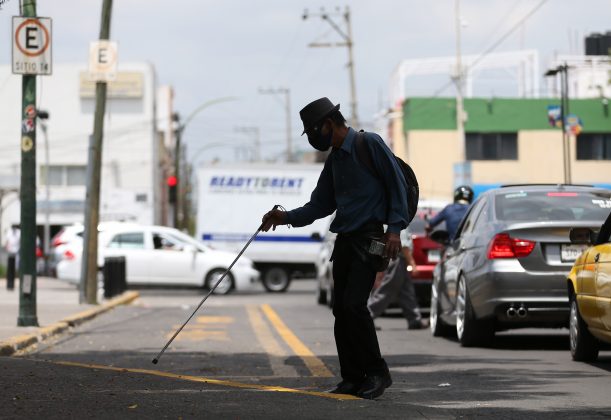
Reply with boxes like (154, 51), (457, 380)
(172, 96), (238, 229)
(545, 63), (571, 184)
(37, 110), (50, 275)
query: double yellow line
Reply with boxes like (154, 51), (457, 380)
(47, 304), (356, 401)
(257, 304), (332, 378)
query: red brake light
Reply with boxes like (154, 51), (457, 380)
(63, 250), (75, 260)
(487, 233), (535, 259)
(547, 192), (577, 197)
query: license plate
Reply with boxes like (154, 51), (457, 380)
(560, 244), (588, 262)
(428, 249), (441, 263)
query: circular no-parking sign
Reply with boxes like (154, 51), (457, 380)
(12, 16), (52, 75)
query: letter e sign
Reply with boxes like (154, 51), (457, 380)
(89, 40), (118, 82)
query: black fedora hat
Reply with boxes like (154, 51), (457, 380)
(299, 97), (340, 135)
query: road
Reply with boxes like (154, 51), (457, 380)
(2, 280), (610, 419)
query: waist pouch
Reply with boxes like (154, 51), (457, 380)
(332, 223), (389, 272)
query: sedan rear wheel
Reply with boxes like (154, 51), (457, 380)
(205, 269), (234, 295)
(569, 296), (599, 361)
(456, 276), (493, 347)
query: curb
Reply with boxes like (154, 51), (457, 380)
(0, 291), (139, 356)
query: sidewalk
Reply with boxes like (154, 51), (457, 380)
(0, 277), (138, 356)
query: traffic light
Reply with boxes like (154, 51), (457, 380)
(167, 175), (177, 204)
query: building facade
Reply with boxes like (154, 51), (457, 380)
(391, 97), (611, 201)
(0, 62), (170, 242)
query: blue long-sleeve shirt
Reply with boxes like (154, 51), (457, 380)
(286, 128), (408, 234)
(428, 203), (469, 239)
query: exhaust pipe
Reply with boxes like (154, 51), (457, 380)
(517, 306), (528, 318)
(506, 306), (517, 318)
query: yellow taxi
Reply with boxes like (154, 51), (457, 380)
(567, 222), (611, 361)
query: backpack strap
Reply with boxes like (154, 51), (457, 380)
(355, 131), (380, 180)
(355, 130), (391, 220)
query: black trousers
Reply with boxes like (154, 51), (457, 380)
(332, 234), (388, 381)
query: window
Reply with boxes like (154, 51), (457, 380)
(461, 199), (486, 236)
(108, 232), (145, 249)
(40, 165), (87, 186)
(153, 232), (188, 251)
(576, 134), (611, 160)
(67, 166), (87, 186)
(466, 133), (517, 160)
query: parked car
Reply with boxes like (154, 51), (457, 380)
(429, 184), (611, 347)
(566, 220), (611, 361)
(49, 222), (117, 276)
(56, 223), (260, 294)
(410, 201), (447, 308)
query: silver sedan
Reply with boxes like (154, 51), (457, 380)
(429, 184), (611, 347)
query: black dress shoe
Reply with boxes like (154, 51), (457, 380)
(356, 373), (392, 399)
(328, 380), (363, 395)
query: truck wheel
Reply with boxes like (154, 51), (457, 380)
(262, 267), (291, 292)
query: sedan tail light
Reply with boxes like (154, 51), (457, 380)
(63, 250), (75, 260)
(487, 233), (536, 259)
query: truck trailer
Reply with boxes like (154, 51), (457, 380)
(196, 163), (332, 292)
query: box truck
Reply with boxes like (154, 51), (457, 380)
(196, 164), (332, 292)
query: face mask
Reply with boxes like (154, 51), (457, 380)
(307, 123), (332, 151)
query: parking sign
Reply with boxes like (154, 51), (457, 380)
(12, 16), (52, 75)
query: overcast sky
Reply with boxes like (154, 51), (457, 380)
(1, 0), (610, 163)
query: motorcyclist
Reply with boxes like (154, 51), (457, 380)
(425, 185), (474, 240)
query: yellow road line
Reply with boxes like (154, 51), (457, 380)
(260, 304), (333, 378)
(51, 360), (358, 401)
(195, 316), (234, 324)
(246, 305), (298, 378)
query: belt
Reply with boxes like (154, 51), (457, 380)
(337, 222), (383, 241)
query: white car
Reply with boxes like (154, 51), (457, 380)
(56, 224), (260, 294)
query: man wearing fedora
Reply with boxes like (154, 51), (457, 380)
(261, 97), (408, 399)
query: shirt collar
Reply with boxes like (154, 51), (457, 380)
(338, 127), (356, 154)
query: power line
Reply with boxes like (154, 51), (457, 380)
(404, 0), (549, 116)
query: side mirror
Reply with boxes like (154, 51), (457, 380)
(569, 228), (596, 245)
(430, 230), (450, 245)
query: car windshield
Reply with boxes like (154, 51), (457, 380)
(495, 190), (611, 222)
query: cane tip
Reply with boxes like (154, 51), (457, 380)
(152, 358), (158, 365)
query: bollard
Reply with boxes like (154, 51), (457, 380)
(6, 255), (16, 290)
(103, 256), (127, 298)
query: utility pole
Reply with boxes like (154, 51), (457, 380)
(303, 6), (359, 128)
(454, 0), (466, 163)
(17, 0), (39, 326)
(172, 113), (181, 229)
(545, 63), (571, 184)
(37, 110), (50, 276)
(81, 0), (113, 304)
(259, 87), (292, 161)
(234, 126), (261, 161)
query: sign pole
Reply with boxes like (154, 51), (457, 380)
(17, 0), (39, 327)
(80, 0), (113, 304)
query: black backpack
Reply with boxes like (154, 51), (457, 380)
(354, 131), (419, 225)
